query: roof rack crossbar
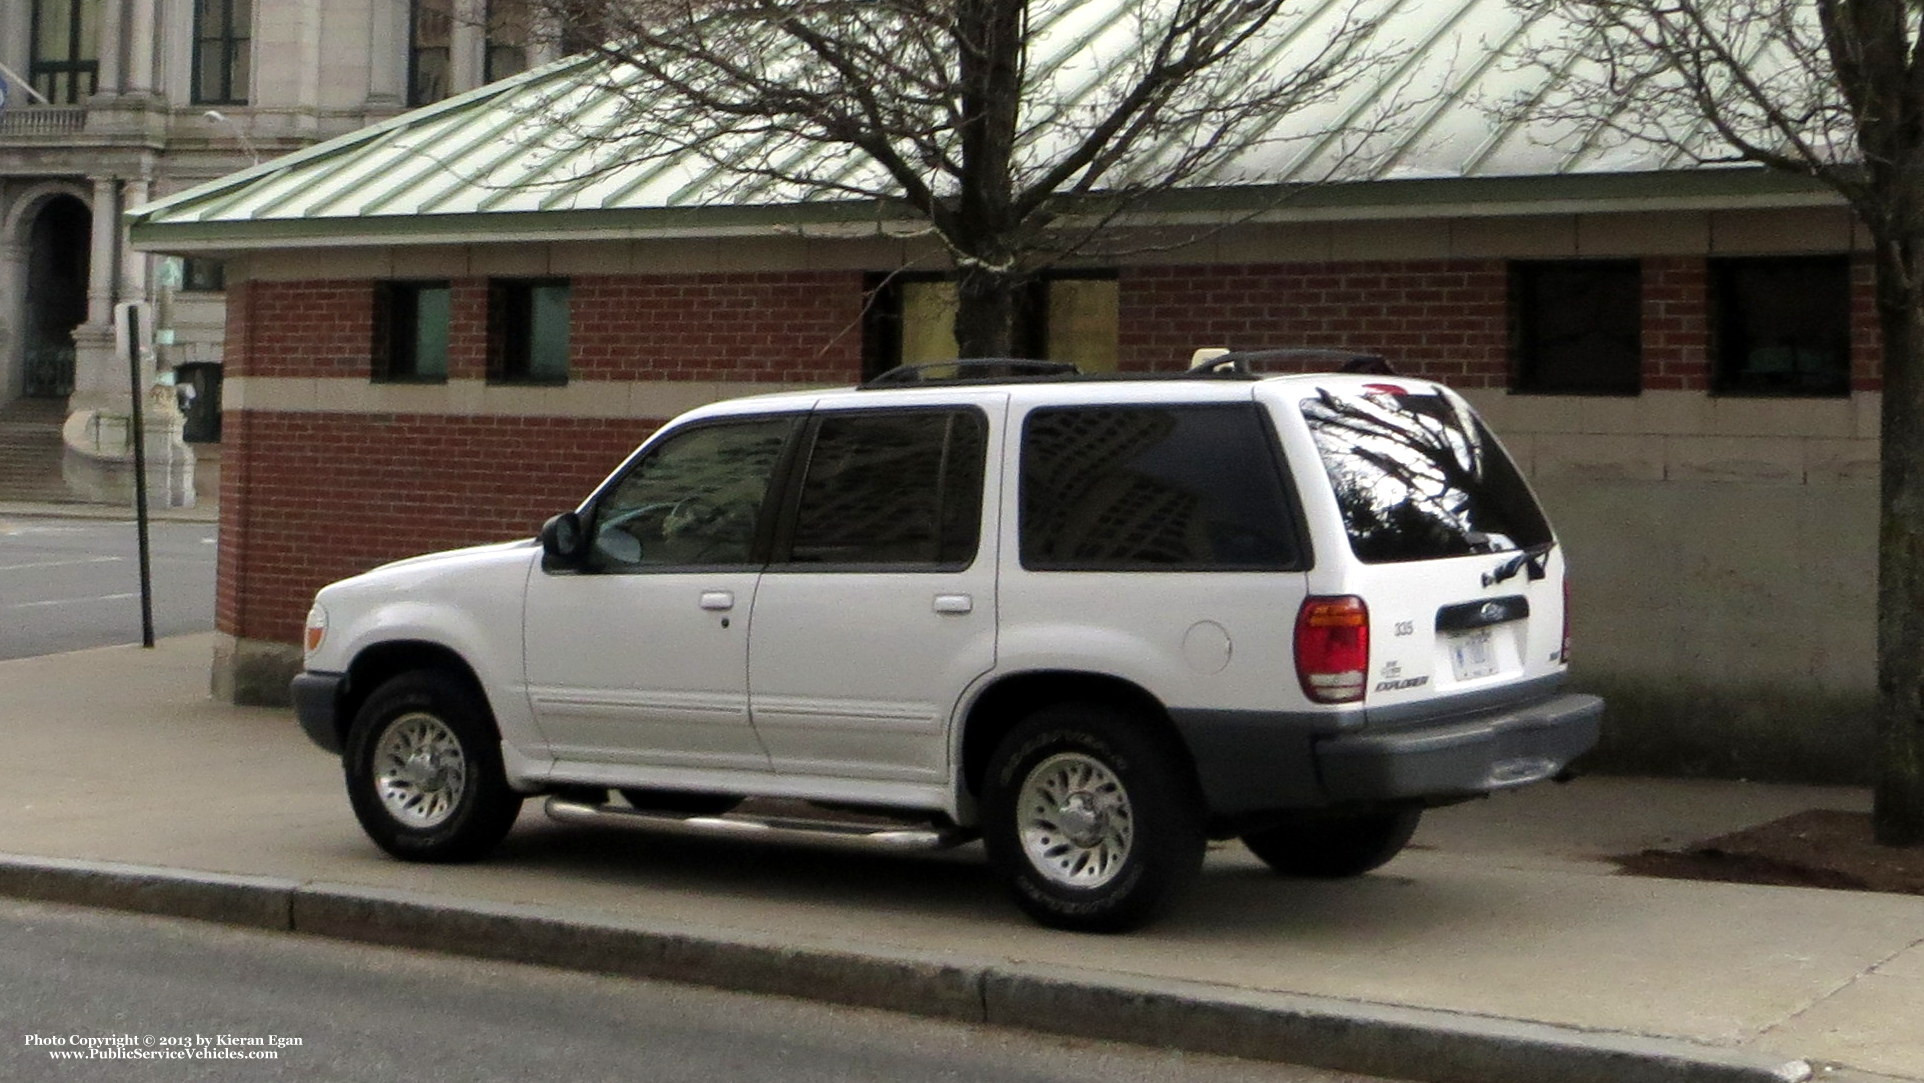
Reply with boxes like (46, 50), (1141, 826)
(862, 358), (1081, 388)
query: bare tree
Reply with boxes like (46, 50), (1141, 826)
(528, 0), (1403, 356)
(1506, 0), (1924, 845)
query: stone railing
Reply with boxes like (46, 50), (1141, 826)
(0, 106), (88, 137)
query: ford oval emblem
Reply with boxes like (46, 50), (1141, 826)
(1480, 602), (1504, 623)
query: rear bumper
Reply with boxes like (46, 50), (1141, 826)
(290, 671), (347, 755)
(1315, 692), (1603, 802)
(1171, 689), (1602, 814)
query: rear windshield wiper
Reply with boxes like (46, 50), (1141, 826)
(1483, 542), (1554, 586)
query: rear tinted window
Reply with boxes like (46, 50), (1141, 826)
(786, 409), (986, 567)
(1300, 387), (1551, 564)
(1020, 404), (1301, 570)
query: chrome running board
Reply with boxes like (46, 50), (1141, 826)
(543, 798), (975, 853)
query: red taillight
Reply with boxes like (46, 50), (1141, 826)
(1295, 595), (1370, 704)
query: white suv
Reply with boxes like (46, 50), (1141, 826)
(293, 355), (1601, 932)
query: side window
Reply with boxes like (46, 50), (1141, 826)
(372, 281), (450, 383)
(589, 418), (794, 570)
(1510, 260), (1640, 395)
(785, 410), (986, 567)
(488, 278), (570, 384)
(192, 0), (252, 105)
(408, 0), (452, 106)
(1020, 404), (1301, 570)
(1712, 256), (1850, 396)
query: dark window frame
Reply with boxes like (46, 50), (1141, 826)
(191, 0), (252, 105)
(180, 258), (226, 293)
(29, 0), (99, 104)
(407, 0), (453, 106)
(768, 406), (991, 572)
(1018, 402), (1309, 573)
(487, 277), (570, 386)
(1508, 259), (1642, 396)
(1710, 255), (1852, 398)
(372, 280), (452, 384)
(483, 0), (531, 83)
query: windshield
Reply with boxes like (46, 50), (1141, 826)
(1300, 386), (1551, 564)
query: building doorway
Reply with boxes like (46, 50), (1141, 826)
(23, 195), (89, 399)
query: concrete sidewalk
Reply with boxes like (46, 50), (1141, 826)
(0, 635), (1918, 1083)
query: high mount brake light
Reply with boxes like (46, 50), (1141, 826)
(1295, 596), (1369, 704)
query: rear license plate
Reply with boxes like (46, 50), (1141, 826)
(1447, 626), (1498, 681)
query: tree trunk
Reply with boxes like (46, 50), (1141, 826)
(1873, 233), (1924, 846)
(952, 261), (1018, 357)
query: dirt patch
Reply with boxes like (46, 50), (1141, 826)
(1615, 809), (1924, 895)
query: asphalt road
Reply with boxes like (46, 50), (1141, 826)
(0, 898), (1400, 1083)
(0, 517), (216, 660)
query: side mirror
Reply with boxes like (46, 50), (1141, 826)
(540, 511), (590, 570)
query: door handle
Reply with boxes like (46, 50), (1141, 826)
(933, 593), (973, 614)
(699, 590), (735, 611)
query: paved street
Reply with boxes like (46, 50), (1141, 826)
(0, 898), (1398, 1083)
(0, 517), (216, 660)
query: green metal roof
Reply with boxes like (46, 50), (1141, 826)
(127, 0), (1839, 253)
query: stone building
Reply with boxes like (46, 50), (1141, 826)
(0, 0), (552, 499)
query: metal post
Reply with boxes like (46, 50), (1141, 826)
(122, 304), (156, 649)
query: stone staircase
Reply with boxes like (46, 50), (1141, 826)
(0, 397), (78, 504)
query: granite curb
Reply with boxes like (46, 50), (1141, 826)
(0, 852), (1814, 1083)
(0, 500), (219, 523)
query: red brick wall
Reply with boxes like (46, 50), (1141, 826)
(1641, 257), (1708, 391)
(217, 270), (866, 643)
(218, 412), (657, 643)
(1851, 255), (1881, 392)
(1116, 261), (1510, 385)
(231, 272), (867, 382)
(572, 273), (868, 382)
(221, 257), (1884, 646)
(228, 280), (378, 378)
(1119, 256), (1880, 393)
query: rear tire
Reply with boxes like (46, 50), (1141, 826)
(344, 670), (522, 863)
(1240, 808), (1421, 878)
(982, 704), (1204, 933)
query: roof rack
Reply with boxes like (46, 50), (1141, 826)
(861, 358), (1081, 388)
(1185, 348), (1395, 378)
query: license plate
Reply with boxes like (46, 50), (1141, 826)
(1447, 627), (1499, 681)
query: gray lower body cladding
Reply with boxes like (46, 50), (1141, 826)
(291, 671), (347, 755)
(1170, 686), (1603, 815)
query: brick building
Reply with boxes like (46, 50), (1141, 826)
(131, 8), (1882, 782)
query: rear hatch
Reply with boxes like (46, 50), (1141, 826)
(1293, 380), (1565, 722)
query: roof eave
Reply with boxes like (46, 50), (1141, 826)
(127, 167), (1844, 256)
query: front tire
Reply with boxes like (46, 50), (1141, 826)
(1240, 808), (1421, 878)
(344, 670), (522, 862)
(982, 704), (1204, 933)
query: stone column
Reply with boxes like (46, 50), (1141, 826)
(69, 177), (123, 414)
(367, 0), (406, 107)
(0, 242), (24, 399)
(94, 0), (125, 95)
(125, 0), (158, 96)
(450, 0), (485, 95)
(119, 176), (151, 304)
(85, 178), (118, 328)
